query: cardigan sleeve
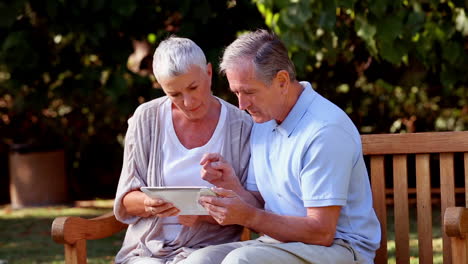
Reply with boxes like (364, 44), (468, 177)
(113, 105), (153, 224)
(237, 113), (253, 186)
(222, 100), (253, 187)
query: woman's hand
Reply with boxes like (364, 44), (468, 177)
(143, 196), (180, 218)
(122, 190), (180, 218)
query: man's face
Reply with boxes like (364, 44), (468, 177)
(159, 64), (213, 121)
(226, 61), (283, 123)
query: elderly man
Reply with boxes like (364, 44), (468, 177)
(185, 29), (381, 264)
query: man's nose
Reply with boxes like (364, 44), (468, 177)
(238, 94), (250, 111)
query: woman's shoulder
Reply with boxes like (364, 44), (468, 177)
(135, 96), (168, 113)
(131, 96), (169, 119)
(126, 96), (169, 129)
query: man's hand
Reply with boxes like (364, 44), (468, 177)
(200, 153), (243, 192)
(143, 197), (180, 218)
(199, 187), (256, 226)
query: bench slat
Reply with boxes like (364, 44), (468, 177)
(393, 155), (410, 264)
(416, 154), (433, 264)
(465, 153), (468, 207)
(362, 131), (468, 155)
(440, 153), (456, 264)
(370, 155), (387, 264)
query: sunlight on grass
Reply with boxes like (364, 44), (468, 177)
(0, 206), (110, 219)
(0, 200), (123, 264)
(386, 237), (443, 264)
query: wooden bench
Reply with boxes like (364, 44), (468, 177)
(51, 131), (468, 264)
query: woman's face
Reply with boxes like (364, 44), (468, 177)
(159, 63), (213, 121)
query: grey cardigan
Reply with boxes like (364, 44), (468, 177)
(113, 96), (253, 264)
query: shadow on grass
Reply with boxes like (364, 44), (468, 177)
(0, 203), (125, 264)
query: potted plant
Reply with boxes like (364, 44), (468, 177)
(0, 6), (68, 208)
(0, 81), (69, 209)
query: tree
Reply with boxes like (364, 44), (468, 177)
(0, 0), (265, 200)
(254, 0), (468, 132)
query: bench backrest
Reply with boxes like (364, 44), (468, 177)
(362, 131), (468, 264)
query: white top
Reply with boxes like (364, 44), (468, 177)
(160, 100), (227, 241)
(247, 82), (380, 263)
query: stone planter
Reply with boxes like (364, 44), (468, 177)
(9, 146), (67, 208)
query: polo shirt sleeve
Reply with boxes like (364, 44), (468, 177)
(300, 125), (358, 208)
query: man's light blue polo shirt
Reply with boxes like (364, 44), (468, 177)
(246, 81), (380, 263)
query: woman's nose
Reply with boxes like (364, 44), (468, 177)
(183, 95), (195, 108)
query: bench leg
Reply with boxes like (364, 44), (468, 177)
(64, 239), (87, 264)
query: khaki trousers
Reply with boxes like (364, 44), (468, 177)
(180, 236), (365, 264)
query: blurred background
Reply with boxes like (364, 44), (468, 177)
(0, 0), (467, 206)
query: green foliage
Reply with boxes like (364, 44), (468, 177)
(254, 0), (468, 133)
(1, 0), (466, 200)
(0, 0), (265, 199)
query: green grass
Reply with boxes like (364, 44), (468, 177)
(0, 201), (124, 264)
(0, 202), (445, 264)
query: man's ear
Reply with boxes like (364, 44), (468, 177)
(275, 70), (290, 94)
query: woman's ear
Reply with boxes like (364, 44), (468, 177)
(206, 63), (213, 78)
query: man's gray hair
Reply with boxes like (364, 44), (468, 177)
(219, 29), (296, 84)
(152, 36), (207, 81)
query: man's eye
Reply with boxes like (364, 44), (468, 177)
(190, 86), (198, 90)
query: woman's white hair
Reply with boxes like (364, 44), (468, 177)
(152, 36), (207, 81)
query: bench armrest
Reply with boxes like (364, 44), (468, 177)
(52, 211), (128, 244)
(444, 207), (468, 238)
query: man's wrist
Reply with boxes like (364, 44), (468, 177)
(243, 206), (261, 229)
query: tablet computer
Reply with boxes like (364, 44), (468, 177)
(140, 186), (216, 215)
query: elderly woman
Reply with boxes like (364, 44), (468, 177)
(113, 37), (252, 264)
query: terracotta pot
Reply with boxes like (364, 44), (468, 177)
(9, 148), (67, 208)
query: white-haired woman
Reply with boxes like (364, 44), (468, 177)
(113, 37), (253, 264)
